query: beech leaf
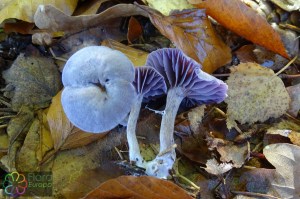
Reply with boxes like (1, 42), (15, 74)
(226, 62), (290, 126)
(47, 91), (107, 151)
(188, 0), (289, 58)
(140, 6), (231, 73)
(83, 175), (193, 199)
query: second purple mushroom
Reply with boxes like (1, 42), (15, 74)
(145, 48), (228, 178)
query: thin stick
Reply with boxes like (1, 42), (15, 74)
(173, 173), (200, 190)
(157, 144), (177, 157)
(231, 191), (281, 199)
(114, 147), (124, 160)
(213, 73), (230, 77)
(49, 47), (67, 62)
(280, 74), (300, 79)
(274, 56), (298, 76)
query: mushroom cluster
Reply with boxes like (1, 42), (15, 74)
(61, 46), (228, 179)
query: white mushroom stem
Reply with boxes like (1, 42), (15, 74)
(145, 87), (184, 178)
(160, 87), (184, 154)
(127, 95), (144, 167)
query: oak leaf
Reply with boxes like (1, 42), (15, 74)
(188, 0), (289, 58)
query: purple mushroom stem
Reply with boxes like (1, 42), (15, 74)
(145, 48), (228, 178)
(127, 95), (144, 167)
(127, 66), (167, 167)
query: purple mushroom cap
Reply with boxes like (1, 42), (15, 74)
(133, 66), (167, 101)
(146, 48), (228, 105)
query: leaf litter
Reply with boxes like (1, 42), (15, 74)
(0, 0), (300, 198)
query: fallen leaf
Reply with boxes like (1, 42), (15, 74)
(188, 0), (289, 58)
(226, 62), (290, 126)
(127, 17), (143, 44)
(0, 0), (78, 24)
(188, 105), (206, 133)
(140, 6), (232, 73)
(205, 158), (233, 175)
(144, 0), (195, 16)
(286, 84), (300, 117)
(47, 91), (107, 151)
(264, 143), (300, 198)
(269, 0), (300, 12)
(34, 4), (147, 33)
(83, 175), (193, 199)
(4, 21), (35, 34)
(102, 39), (148, 66)
(2, 48), (62, 111)
(73, 0), (109, 15)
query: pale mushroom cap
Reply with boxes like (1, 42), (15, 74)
(61, 46), (136, 133)
(146, 48), (228, 105)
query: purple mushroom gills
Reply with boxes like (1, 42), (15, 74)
(145, 48), (228, 178)
(127, 66), (167, 167)
(61, 46), (136, 133)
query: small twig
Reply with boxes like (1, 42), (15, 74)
(145, 105), (165, 115)
(157, 144), (177, 157)
(0, 115), (16, 120)
(0, 124), (8, 129)
(231, 191), (281, 199)
(49, 47), (67, 62)
(114, 147), (124, 160)
(252, 141), (263, 152)
(213, 73), (230, 77)
(274, 55), (298, 76)
(173, 173), (200, 191)
(214, 107), (243, 134)
(279, 73), (300, 79)
(243, 165), (257, 170)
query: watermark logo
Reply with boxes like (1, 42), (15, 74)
(3, 171), (28, 197)
(2, 172), (52, 197)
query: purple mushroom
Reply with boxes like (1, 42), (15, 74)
(61, 46), (136, 133)
(145, 48), (228, 178)
(127, 66), (167, 167)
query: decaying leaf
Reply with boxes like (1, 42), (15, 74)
(102, 39), (148, 66)
(226, 62), (290, 126)
(73, 0), (108, 15)
(140, 6), (231, 73)
(266, 127), (300, 147)
(34, 4), (147, 33)
(286, 84), (300, 117)
(47, 91), (107, 151)
(188, 0), (289, 58)
(2, 51), (62, 111)
(144, 0), (195, 16)
(0, 0), (78, 24)
(4, 21), (35, 34)
(264, 143), (300, 198)
(205, 158), (233, 175)
(83, 175), (193, 199)
(269, 0), (300, 11)
(188, 105), (206, 133)
(127, 17), (143, 44)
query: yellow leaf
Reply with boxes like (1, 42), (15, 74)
(0, 0), (78, 24)
(102, 39), (148, 67)
(145, 0), (195, 16)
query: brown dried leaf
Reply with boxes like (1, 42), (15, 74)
(102, 39), (148, 66)
(34, 4), (147, 33)
(73, 0), (108, 15)
(127, 17), (143, 44)
(4, 21), (35, 34)
(83, 175), (193, 199)
(47, 91), (107, 151)
(188, 0), (289, 58)
(226, 62), (290, 126)
(140, 6), (231, 73)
